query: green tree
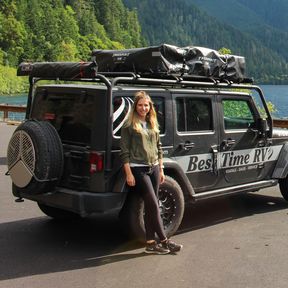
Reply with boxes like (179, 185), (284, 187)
(95, 0), (143, 47)
(0, 1), (27, 65)
(218, 47), (232, 55)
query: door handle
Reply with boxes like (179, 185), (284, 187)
(222, 139), (236, 150)
(179, 142), (195, 151)
(211, 145), (219, 175)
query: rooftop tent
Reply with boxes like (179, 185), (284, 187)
(92, 44), (186, 76)
(92, 44), (247, 83)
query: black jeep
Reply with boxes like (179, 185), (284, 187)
(6, 51), (288, 240)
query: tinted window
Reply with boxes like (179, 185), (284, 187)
(176, 98), (213, 132)
(113, 96), (165, 137)
(32, 88), (99, 145)
(223, 99), (255, 130)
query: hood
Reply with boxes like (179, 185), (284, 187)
(273, 127), (288, 138)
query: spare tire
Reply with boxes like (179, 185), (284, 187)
(7, 120), (63, 195)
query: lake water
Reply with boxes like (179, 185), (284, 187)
(1, 85), (288, 118)
(259, 85), (288, 119)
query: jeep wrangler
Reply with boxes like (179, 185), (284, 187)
(6, 60), (288, 240)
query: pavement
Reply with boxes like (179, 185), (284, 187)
(1, 122), (288, 288)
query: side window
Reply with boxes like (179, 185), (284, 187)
(223, 99), (255, 130)
(176, 97), (213, 132)
(113, 96), (165, 137)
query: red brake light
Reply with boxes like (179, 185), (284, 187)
(44, 113), (56, 120)
(89, 152), (104, 173)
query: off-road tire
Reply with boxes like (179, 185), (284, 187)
(7, 120), (63, 195)
(279, 177), (288, 201)
(120, 176), (185, 242)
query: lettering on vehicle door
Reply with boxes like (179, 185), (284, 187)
(173, 145), (282, 173)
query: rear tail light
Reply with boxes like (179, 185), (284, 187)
(89, 151), (104, 173)
(44, 113), (56, 120)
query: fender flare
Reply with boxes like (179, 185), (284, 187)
(163, 158), (195, 201)
(112, 167), (129, 193)
(272, 142), (288, 179)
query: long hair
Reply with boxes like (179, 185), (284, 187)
(125, 91), (159, 133)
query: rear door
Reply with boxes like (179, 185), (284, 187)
(31, 85), (107, 191)
(111, 89), (171, 190)
(112, 89), (171, 145)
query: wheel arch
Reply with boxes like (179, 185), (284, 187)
(272, 142), (288, 179)
(163, 158), (195, 202)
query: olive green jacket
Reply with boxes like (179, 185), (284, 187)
(120, 123), (163, 165)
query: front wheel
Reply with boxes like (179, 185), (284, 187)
(279, 177), (288, 201)
(120, 176), (185, 242)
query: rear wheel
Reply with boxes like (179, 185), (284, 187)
(120, 176), (185, 242)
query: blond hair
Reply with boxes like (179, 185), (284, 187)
(125, 91), (159, 133)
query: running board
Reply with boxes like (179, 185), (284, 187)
(192, 179), (278, 201)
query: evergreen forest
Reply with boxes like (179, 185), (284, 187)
(124, 0), (288, 84)
(1, 0), (288, 94)
(0, 0), (144, 93)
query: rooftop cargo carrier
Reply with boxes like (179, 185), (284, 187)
(92, 44), (247, 83)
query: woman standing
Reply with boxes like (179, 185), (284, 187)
(120, 91), (183, 254)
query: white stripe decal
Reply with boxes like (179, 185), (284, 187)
(172, 145), (283, 173)
(113, 97), (126, 122)
(113, 97), (133, 135)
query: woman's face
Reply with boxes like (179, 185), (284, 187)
(136, 98), (150, 120)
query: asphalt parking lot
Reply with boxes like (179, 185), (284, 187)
(1, 122), (288, 288)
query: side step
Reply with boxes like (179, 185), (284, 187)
(192, 179), (279, 201)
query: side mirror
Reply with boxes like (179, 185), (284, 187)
(257, 118), (268, 137)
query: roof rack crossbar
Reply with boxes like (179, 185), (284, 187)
(110, 75), (254, 90)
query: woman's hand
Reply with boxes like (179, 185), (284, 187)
(123, 163), (135, 186)
(126, 173), (136, 186)
(160, 168), (165, 184)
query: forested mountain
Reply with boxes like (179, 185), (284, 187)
(0, 0), (143, 66)
(0, 0), (145, 93)
(186, 0), (288, 64)
(124, 0), (288, 84)
(0, 0), (288, 90)
(236, 0), (288, 32)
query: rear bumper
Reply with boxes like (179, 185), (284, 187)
(18, 187), (128, 217)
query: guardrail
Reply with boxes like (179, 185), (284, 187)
(273, 119), (288, 129)
(0, 104), (26, 123)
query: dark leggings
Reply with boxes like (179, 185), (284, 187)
(131, 165), (166, 241)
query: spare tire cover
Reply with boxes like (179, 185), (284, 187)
(7, 120), (63, 194)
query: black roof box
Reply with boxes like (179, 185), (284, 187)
(92, 44), (247, 83)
